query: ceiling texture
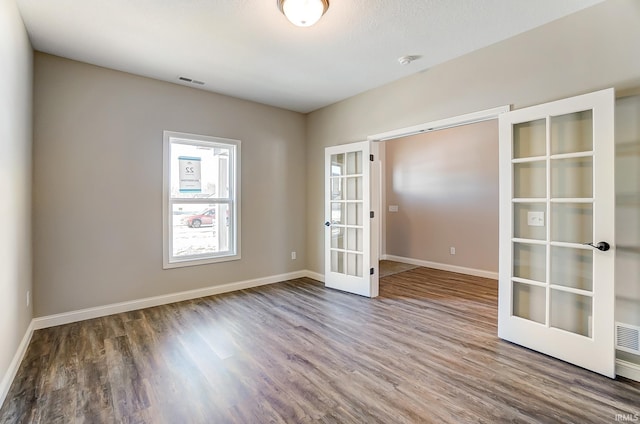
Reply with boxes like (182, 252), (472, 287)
(16, 0), (604, 113)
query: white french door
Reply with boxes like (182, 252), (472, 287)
(498, 88), (616, 377)
(324, 141), (379, 297)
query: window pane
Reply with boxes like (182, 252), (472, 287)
(171, 142), (232, 199)
(164, 131), (239, 268)
(172, 203), (231, 258)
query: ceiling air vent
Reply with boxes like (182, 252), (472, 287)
(178, 76), (205, 86)
(615, 322), (640, 355)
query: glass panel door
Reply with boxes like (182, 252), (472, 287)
(325, 141), (376, 297)
(498, 88), (615, 378)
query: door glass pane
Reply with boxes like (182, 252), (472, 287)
(346, 202), (363, 226)
(331, 250), (344, 273)
(550, 290), (592, 337)
(514, 161), (546, 198)
(346, 228), (363, 252)
(513, 203), (546, 240)
(551, 157), (593, 198)
(331, 227), (344, 249)
(330, 178), (343, 200)
(331, 154), (344, 176)
(550, 110), (593, 155)
(346, 177), (362, 201)
(346, 151), (362, 175)
(331, 202), (344, 225)
(550, 203), (592, 243)
(513, 119), (546, 159)
(513, 243), (546, 282)
(550, 246), (593, 291)
(346, 253), (363, 277)
(513, 281), (546, 324)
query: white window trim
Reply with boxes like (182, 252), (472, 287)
(163, 130), (241, 269)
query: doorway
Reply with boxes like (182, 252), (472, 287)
(377, 119), (500, 280)
(369, 106), (510, 279)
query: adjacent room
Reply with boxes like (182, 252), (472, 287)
(2, 0), (640, 422)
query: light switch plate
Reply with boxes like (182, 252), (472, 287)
(389, 205), (399, 212)
(527, 211), (544, 227)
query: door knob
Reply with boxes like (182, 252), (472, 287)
(584, 241), (610, 251)
(324, 221), (331, 227)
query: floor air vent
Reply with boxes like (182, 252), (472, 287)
(616, 322), (640, 354)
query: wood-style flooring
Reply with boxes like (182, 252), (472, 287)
(1, 267), (639, 423)
(378, 260), (418, 278)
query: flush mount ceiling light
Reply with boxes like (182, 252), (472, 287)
(277, 0), (329, 27)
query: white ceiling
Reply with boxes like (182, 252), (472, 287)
(16, 0), (604, 113)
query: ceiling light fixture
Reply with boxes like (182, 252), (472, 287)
(277, 0), (329, 27)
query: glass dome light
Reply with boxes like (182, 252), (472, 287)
(277, 0), (329, 27)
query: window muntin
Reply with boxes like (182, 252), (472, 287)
(163, 131), (240, 268)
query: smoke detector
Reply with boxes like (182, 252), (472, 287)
(398, 55), (420, 66)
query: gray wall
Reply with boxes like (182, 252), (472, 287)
(0, 0), (33, 394)
(615, 94), (640, 364)
(383, 120), (499, 273)
(306, 0), (640, 275)
(33, 54), (307, 317)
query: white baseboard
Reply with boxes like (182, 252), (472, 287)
(616, 359), (640, 382)
(33, 270), (308, 330)
(0, 320), (34, 409)
(382, 254), (498, 280)
(304, 270), (324, 283)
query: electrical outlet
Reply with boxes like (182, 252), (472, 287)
(450, 247), (456, 255)
(26, 290), (31, 307)
(291, 251), (296, 260)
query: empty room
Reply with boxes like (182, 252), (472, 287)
(2, 0), (640, 422)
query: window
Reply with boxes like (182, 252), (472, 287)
(163, 131), (240, 268)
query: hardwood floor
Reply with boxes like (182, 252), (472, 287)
(378, 260), (418, 277)
(1, 267), (639, 423)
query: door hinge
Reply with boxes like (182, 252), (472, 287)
(370, 154), (374, 162)
(370, 211), (374, 218)
(370, 267), (375, 275)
